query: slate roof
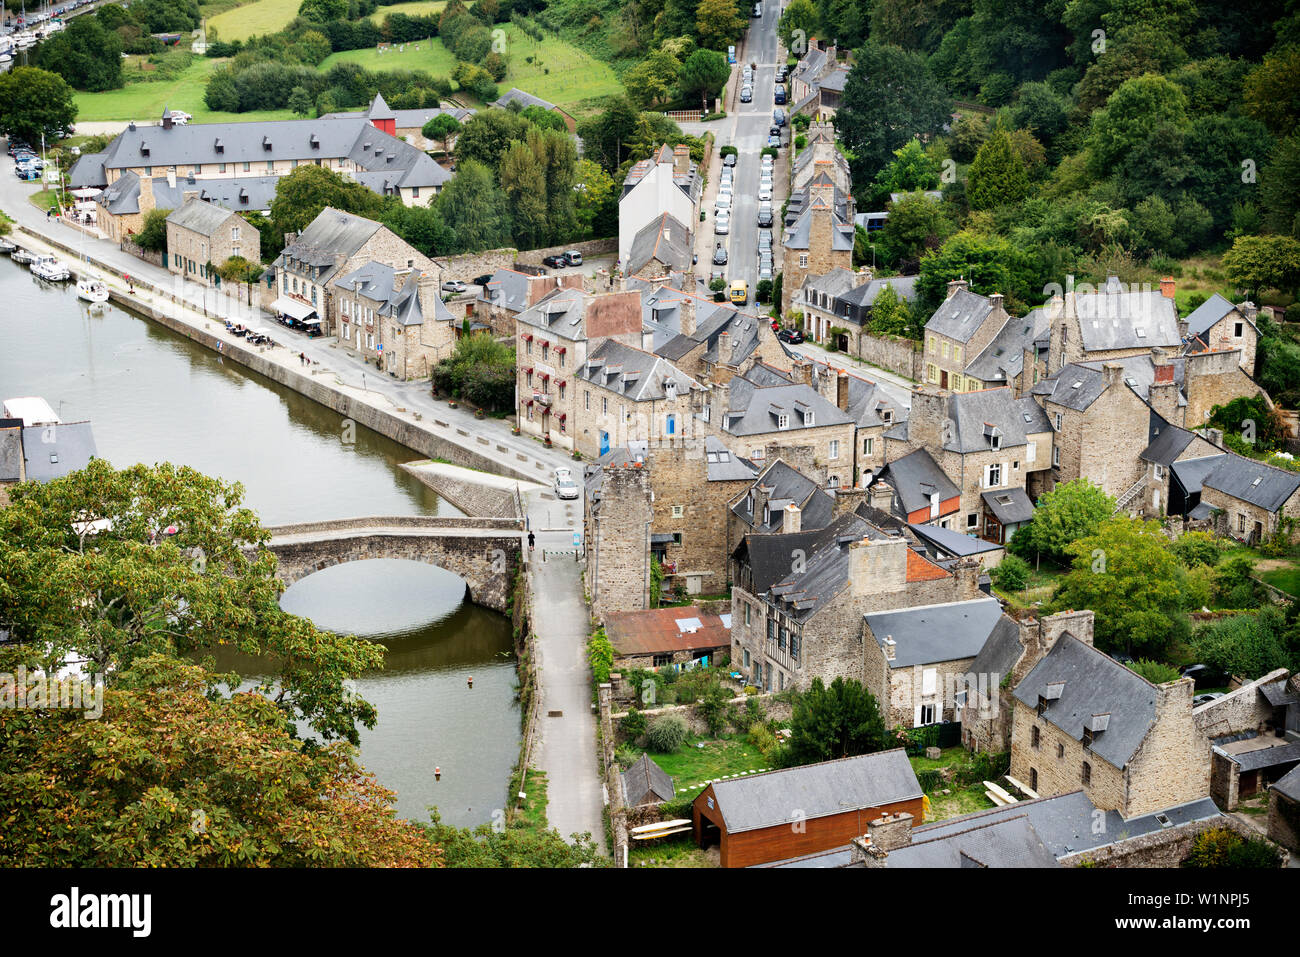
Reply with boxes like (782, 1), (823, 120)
(1071, 277), (1181, 351)
(883, 813), (1059, 868)
(274, 207), (383, 286)
(1013, 635), (1159, 769)
(0, 423), (22, 482)
(492, 87), (559, 111)
(20, 421), (96, 482)
(794, 359), (902, 430)
(478, 268), (533, 313)
(731, 459), (834, 533)
(782, 199), (854, 251)
(704, 435), (759, 482)
(1273, 764), (1300, 803)
(907, 521), (1004, 559)
(964, 307), (1050, 384)
(627, 212), (693, 276)
(704, 749), (922, 834)
(579, 338), (699, 402)
(1184, 293), (1245, 339)
(981, 487), (1036, 525)
(68, 151), (108, 189)
(925, 288), (998, 343)
(166, 197), (237, 236)
(945, 387), (1034, 453)
(1226, 741), (1300, 773)
(877, 448), (960, 516)
(1201, 453), (1300, 513)
(841, 274), (919, 309)
(623, 753), (675, 806)
(968, 615), (1025, 690)
(1140, 423), (1198, 466)
(722, 373), (853, 437)
(865, 597), (1005, 668)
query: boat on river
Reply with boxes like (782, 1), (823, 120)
(11, 247), (37, 265)
(76, 278), (109, 303)
(0, 238), (16, 254)
(31, 255), (72, 282)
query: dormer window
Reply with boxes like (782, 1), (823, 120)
(803, 411), (814, 426)
(1037, 695), (1048, 716)
(777, 414), (789, 429)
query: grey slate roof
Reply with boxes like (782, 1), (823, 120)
(907, 521), (1004, 559)
(731, 459), (834, 533)
(1170, 454), (1228, 496)
(1201, 452), (1300, 513)
(883, 813), (1059, 868)
(841, 274), (919, 309)
(580, 338), (700, 402)
(274, 207), (383, 287)
(1072, 277), (1181, 351)
(622, 753), (675, 806)
(1273, 763), (1300, 802)
(722, 373), (853, 437)
(1013, 635), (1158, 769)
(68, 151), (108, 189)
(782, 199), (854, 251)
(705, 749), (922, 834)
(21, 422), (96, 482)
(1226, 741), (1300, 773)
(627, 212), (692, 276)
(704, 435), (758, 482)
(925, 288), (997, 344)
(1140, 423), (1197, 466)
(166, 197), (237, 236)
(968, 616), (1025, 690)
(865, 597), (1005, 668)
(492, 87), (559, 111)
(981, 487), (1035, 525)
(946, 387), (1033, 452)
(478, 268), (533, 314)
(964, 307), (1050, 384)
(877, 448), (960, 516)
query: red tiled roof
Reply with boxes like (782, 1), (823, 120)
(604, 607), (731, 657)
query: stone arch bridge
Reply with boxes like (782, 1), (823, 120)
(261, 516), (524, 613)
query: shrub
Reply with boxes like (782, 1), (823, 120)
(645, 714), (689, 753)
(697, 683), (732, 735)
(587, 627), (613, 684)
(1183, 827), (1283, 868)
(614, 744), (639, 768)
(990, 554), (1030, 591)
(916, 768), (943, 792)
(1170, 531), (1223, 568)
(747, 721), (776, 758)
(1129, 659), (1180, 683)
(620, 707), (647, 740)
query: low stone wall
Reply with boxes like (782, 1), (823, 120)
(1194, 667), (1290, 740)
(435, 247), (520, 282)
(516, 237), (617, 265)
(400, 465), (521, 518)
(1059, 815), (1278, 868)
(852, 332), (922, 380)
(118, 239), (163, 269)
(265, 515), (521, 536)
(611, 692), (793, 741)
(599, 683), (629, 867)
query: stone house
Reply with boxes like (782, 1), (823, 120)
(922, 281), (1011, 392)
(791, 127), (851, 195)
(515, 287), (643, 451)
(1178, 348), (1270, 428)
(1138, 419), (1223, 517)
(269, 207), (432, 335)
(96, 168), (278, 245)
(726, 456), (836, 566)
(1194, 669), (1300, 811)
(788, 43), (841, 115)
(165, 197), (259, 287)
(584, 456), (654, 616)
(492, 87), (577, 133)
(729, 509), (981, 692)
(618, 144), (702, 267)
(860, 595), (1006, 728)
(883, 385), (1053, 541)
(477, 269), (585, 338)
(796, 267), (919, 353)
(604, 606), (731, 672)
(780, 177), (855, 312)
(1010, 633), (1211, 819)
(1183, 294), (1259, 375)
(1197, 452), (1300, 544)
(331, 262), (457, 380)
(652, 295), (788, 386)
(960, 305), (1052, 395)
(873, 446), (963, 529)
(322, 94), (475, 152)
(1045, 275), (1181, 377)
(626, 212), (694, 283)
(1268, 764), (1300, 853)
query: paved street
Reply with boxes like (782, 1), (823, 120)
(785, 336), (919, 411)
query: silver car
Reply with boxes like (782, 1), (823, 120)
(553, 467), (580, 500)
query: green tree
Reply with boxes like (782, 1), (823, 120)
(134, 207), (172, 253)
(430, 330), (515, 408)
(646, 713), (690, 752)
(269, 165), (386, 243)
(1243, 45), (1300, 137)
(298, 0), (348, 22)
(867, 282), (916, 338)
(36, 16), (123, 92)
(1129, 659), (1180, 683)
(915, 229), (1037, 313)
(454, 108), (530, 176)
(677, 48), (730, 107)
(574, 157), (617, 238)
(422, 113), (463, 156)
(989, 553), (1031, 592)
(779, 0), (819, 56)
(623, 48), (683, 110)
(836, 43), (950, 187)
(287, 86), (314, 116)
(782, 676), (886, 767)
(435, 159), (513, 252)
(0, 656), (442, 867)
(0, 461), (385, 743)
(1010, 81), (1069, 145)
(1009, 479), (1114, 565)
(1192, 608), (1294, 681)
(1222, 234), (1300, 297)
(500, 137), (548, 249)
(869, 140), (943, 206)
(422, 812), (607, 867)
(0, 67), (78, 146)
(215, 254), (265, 304)
(967, 127), (1030, 210)
(695, 0), (745, 50)
(1051, 517), (1190, 658)
(1260, 133), (1300, 237)
(1087, 74), (1189, 176)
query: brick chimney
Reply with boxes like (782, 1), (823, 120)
(782, 503), (802, 533)
(137, 175), (156, 216)
(849, 835), (890, 868)
(946, 278), (969, 300)
(1149, 348), (1179, 425)
(673, 144), (690, 176)
(1043, 609), (1094, 649)
(836, 371), (850, 412)
(952, 558), (980, 600)
(1160, 276), (1176, 299)
(791, 357), (814, 387)
(867, 811), (913, 851)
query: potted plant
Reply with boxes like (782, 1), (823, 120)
(511, 423), (521, 435)
(474, 408), (486, 419)
(448, 397), (458, 409)
(543, 433), (553, 448)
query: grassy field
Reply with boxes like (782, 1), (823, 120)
(628, 833), (716, 868)
(321, 23), (624, 109)
(367, 0), (448, 22)
(74, 57), (295, 124)
(512, 770), (549, 832)
(626, 733), (772, 793)
(208, 0), (304, 42)
(1259, 564), (1300, 597)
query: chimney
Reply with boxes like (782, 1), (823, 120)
(792, 358), (814, 387)
(989, 292), (1005, 314)
(1155, 674), (1195, 723)
(850, 536), (906, 597)
(1238, 301), (1258, 323)
(1204, 427), (1224, 449)
(867, 811), (913, 851)
(416, 270), (440, 316)
(884, 635), (895, 661)
(782, 503), (802, 533)
(946, 278), (969, 300)
(752, 482), (772, 525)
(849, 835), (890, 868)
(183, 190), (199, 204)
(137, 175), (156, 216)
(906, 385), (949, 451)
(718, 330), (729, 359)
(1042, 609), (1094, 650)
(952, 558), (980, 600)
(162, 113), (173, 130)
(673, 144), (690, 176)
(1102, 362), (1123, 391)
(1160, 276), (1176, 300)
(679, 295), (697, 338)
(869, 478), (894, 511)
(664, 378), (677, 401)
(836, 371), (850, 412)
(167, 166), (176, 189)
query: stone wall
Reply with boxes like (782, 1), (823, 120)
(1059, 814), (1267, 868)
(1126, 679), (1212, 817)
(437, 247), (520, 284)
(588, 464), (653, 617)
(850, 333), (922, 381)
(516, 237), (618, 266)
(400, 464), (520, 518)
(1194, 668), (1290, 740)
(1268, 790), (1300, 853)
(1010, 698), (1128, 812)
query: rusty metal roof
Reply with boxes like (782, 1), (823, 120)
(605, 606), (731, 656)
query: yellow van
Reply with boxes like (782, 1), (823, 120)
(729, 280), (748, 305)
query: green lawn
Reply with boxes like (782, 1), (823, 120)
(513, 769), (549, 832)
(367, 0), (449, 22)
(208, 0), (304, 42)
(628, 833), (715, 868)
(1259, 565), (1300, 597)
(630, 734), (772, 793)
(320, 23), (624, 109)
(74, 57), (296, 124)
(926, 785), (997, 821)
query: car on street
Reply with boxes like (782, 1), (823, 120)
(767, 134), (781, 148)
(441, 279), (467, 294)
(553, 467), (580, 500)
(723, 152), (737, 167)
(712, 244), (728, 265)
(472, 273), (494, 286)
(715, 191), (733, 211)
(714, 211), (730, 234)
(773, 109), (786, 126)
(740, 86), (752, 102)
(758, 260), (774, 282)
(774, 86), (786, 105)
(777, 328), (804, 344)
(542, 254), (567, 268)
(1193, 693), (1224, 706)
(1180, 663), (1231, 689)
(758, 183), (773, 201)
(729, 279), (748, 305)
(752, 2), (762, 15)
(757, 206), (773, 228)
(776, 65), (788, 83)
(564, 250), (583, 266)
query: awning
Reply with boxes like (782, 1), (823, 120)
(71, 187), (101, 199)
(271, 297), (318, 321)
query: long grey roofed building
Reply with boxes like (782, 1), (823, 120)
(1201, 452), (1300, 512)
(579, 338), (700, 402)
(1072, 276), (1181, 351)
(964, 307), (1050, 384)
(864, 597), (1005, 668)
(166, 197), (237, 235)
(880, 813), (1059, 868)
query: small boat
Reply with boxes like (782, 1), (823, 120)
(11, 247), (37, 265)
(31, 255), (72, 281)
(0, 238), (16, 254)
(76, 278), (109, 303)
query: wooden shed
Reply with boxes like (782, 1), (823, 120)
(692, 749), (925, 868)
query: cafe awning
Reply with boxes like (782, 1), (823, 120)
(271, 296), (317, 321)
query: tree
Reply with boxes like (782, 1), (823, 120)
(781, 677), (886, 767)
(1222, 234), (1300, 297)
(1051, 517), (1190, 658)
(0, 67), (78, 147)
(0, 461), (385, 743)
(1129, 659), (1180, 683)
(574, 158), (617, 238)
(298, 0), (348, 22)
(677, 48), (730, 107)
(623, 48), (682, 110)
(36, 16), (123, 92)
(869, 140), (942, 206)
(0, 656), (442, 867)
(779, 0), (819, 56)
(1260, 133), (1300, 237)
(867, 282), (917, 338)
(1243, 45), (1300, 137)
(915, 229), (1038, 313)
(435, 159), (513, 252)
(1087, 74), (1189, 176)
(287, 86), (314, 116)
(695, 0), (745, 50)
(835, 43), (950, 186)
(1009, 479), (1114, 565)
(423, 812), (607, 867)
(646, 713), (690, 752)
(216, 255), (265, 303)
(1192, 607), (1294, 682)
(269, 165), (386, 241)
(1010, 81), (1068, 145)
(135, 208), (172, 253)
(454, 108), (530, 177)
(966, 127), (1030, 210)
(499, 138), (548, 249)
(422, 113), (463, 156)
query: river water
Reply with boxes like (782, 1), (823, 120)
(0, 260), (520, 826)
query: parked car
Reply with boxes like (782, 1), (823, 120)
(740, 86), (752, 103)
(1193, 692), (1225, 706)
(472, 273), (494, 286)
(751, 1), (762, 15)
(564, 250), (583, 266)
(777, 328), (804, 344)
(714, 211), (730, 234)
(553, 467), (580, 500)
(441, 279), (468, 294)
(758, 260), (774, 282)
(722, 152), (737, 168)
(712, 244), (728, 265)
(776, 65), (788, 82)
(1180, 663), (1231, 689)
(757, 206), (773, 228)
(758, 183), (773, 201)
(767, 134), (781, 148)
(541, 254), (567, 268)
(773, 108), (786, 126)
(774, 86), (786, 105)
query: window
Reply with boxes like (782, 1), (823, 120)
(1082, 727), (1094, 749)
(143, 166), (152, 175)
(602, 397), (608, 414)
(541, 343), (549, 360)
(412, 187), (419, 199)
(666, 413), (676, 435)
(829, 439), (839, 460)
(1081, 761), (1092, 786)
(1154, 464), (1164, 480)
(863, 436), (874, 455)
(1053, 446), (1060, 467)
(671, 505), (684, 518)
(232, 226), (240, 242)
(1030, 768), (1038, 791)
(777, 414), (789, 429)
(243, 162), (250, 172)
(1234, 322), (1243, 338)
(942, 341), (949, 359)
(967, 513), (978, 529)
(1031, 725), (1040, 749)
(585, 391), (590, 410)
(526, 339), (532, 355)
(789, 632), (800, 662)
(990, 434), (1000, 451)
(1027, 442), (1036, 463)
(1056, 742), (1065, 759)
(954, 346), (962, 363)
(828, 474), (839, 488)
(1238, 514), (1247, 533)
(767, 618), (776, 642)
(193, 164), (201, 175)
(219, 163), (227, 173)
(1054, 412), (1062, 430)
(799, 254), (808, 268)
(1037, 695), (1048, 717)
(986, 463), (1002, 487)
(743, 648), (750, 668)
(653, 654), (672, 667)
(558, 382), (565, 400)
(744, 603), (751, 626)
(918, 703), (936, 726)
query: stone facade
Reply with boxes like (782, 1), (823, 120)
(586, 462), (654, 617)
(922, 284), (1009, 392)
(1268, 785), (1300, 853)
(1181, 348), (1268, 428)
(780, 193), (853, 312)
(1041, 363), (1150, 500)
(1195, 304), (1258, 375)
(1200, 480), (1300, 544)
(166, 199), (258, 287)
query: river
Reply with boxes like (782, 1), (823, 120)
(0, 259), (521, 827)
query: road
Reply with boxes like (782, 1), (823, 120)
(786, 335), (919, 411)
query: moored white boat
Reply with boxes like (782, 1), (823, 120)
(76, 278), (109, 303)
(31, 255), (72, 281)
(11, 247), (37, 265)
(0, 238), (16, 254)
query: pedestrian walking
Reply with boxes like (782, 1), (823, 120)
(527, 530), (536, 552)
